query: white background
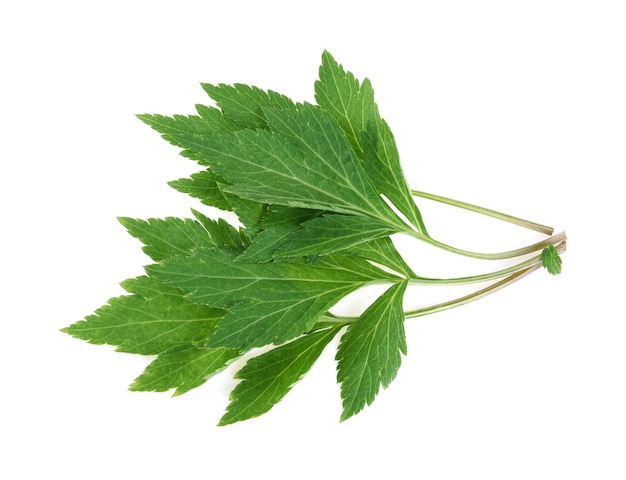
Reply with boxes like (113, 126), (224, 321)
(1, 1), (625, 478)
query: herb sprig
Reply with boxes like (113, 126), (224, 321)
(63, 51), (566, 424)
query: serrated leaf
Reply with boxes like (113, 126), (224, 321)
(168, 170), (233, 211)
(336, 280), (408, 421)
(541, 245), (563, 275)
(236, 223), (301, 262)
(361, 120), (427, 233)
(147, 249), (399, 349)
(170, 169), (267, 232)
(169, 106), (410, 234)
(274, 214), (397, 259)
(137, 109), (238, 162)
(190, 210), (249, 250)
(138, 107), (270, 228)
(137, 109), (238, 139)
(238, 207), (417, 276)
(219, 326), (342, 425)
(262, 105), (401, 223)
(62, 276), (225, 355)
(236, 206), (320, 262)
(63, 50), (566, 425)
(118, 216), (214, 262)
(315, 50), (377, 157)
(137, 108), (269, 230)
(315, 51), (426, 233)
(130, 345), (240, 396)
(220, 190), (267, 233)
(202, 83), (296, 129)
(344, 236), (417, 278)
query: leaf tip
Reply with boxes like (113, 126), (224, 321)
(135, 113), (154, 126)
(217, 414), (234, 427)
(116, 216), (132, 228)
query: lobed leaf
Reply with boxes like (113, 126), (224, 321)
(361, 120), (427, 233)
(219, 326), (342, 425)
(190, 210), (249, 250)
(201, 83), (296, 130)
(273, 214), (398, 259)
(336, 280), (409, 421)
(169, 107), (409, 233)
(168, 170), (233, 211)
(147, 249), (399, 349)
(344, 236), (417, 278)
(130, 345), (240, 396)
(314, 50), (376, 156)
(315, 50), (426, 232)
(63, 51), (559, 425)
(118, 216), (214, 262)
(62, 276), (225, 355)
(236, 206), (321, 262)
(137, 109), (238, 162)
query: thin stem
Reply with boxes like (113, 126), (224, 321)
(412, 189), (554, 235)
(311, 241), (566, 330)
(409, 230), (567, 261)
(403, 265), (542, 319)
(408, 241), (566, 286)
(403, 240), (566, 319)
(312, 267), (539, 329)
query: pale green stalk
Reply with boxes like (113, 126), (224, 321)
(391, 189), (565, 260)
(411, 190), (554, 235)
(407, 240), (566, 285)
(312, 242), (566, 330)
(408, 230), (567, 261)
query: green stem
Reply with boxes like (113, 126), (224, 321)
(408, 241), (565, 285)
(408, 230), (567, 261)
(403, 264), (542, 319)
(312, 241), (566, 329)
(411, 189), (554, 235)
(316, 266), (540, 329)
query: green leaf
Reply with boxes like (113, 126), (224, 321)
(236, 223), (300, 262)
(137, 109), (238, 162)
(336, 280), (409, 421)
(169, 169), (266, 233)
(168, 170), (233, 211)
(130, 345), (240, 396)
(201, 83), (296, 129)
(190, 210), (249, 251)
(147, 248), (399, 349)
(236, 206), (320, 262)
(118, 216), (214, 262)
(137, 109), (238, 139)
(541, 245), (562, 275)
(361, 120), (427, 233)
(118, 213), (247, 262)
(238, 207), (417, 277)
(219, 326), (342, 425)
(169, 106), (409, 233)
(137, 106), (268, 229)
(344, 236), (417, 279)
(314, 50), (376, 156)
(315, 51), (426, 233)
(219, 190), (267, 234)
(62, 276), (225, 355)
(273, 214), (398, 259)
(63, 50), (565, 425)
